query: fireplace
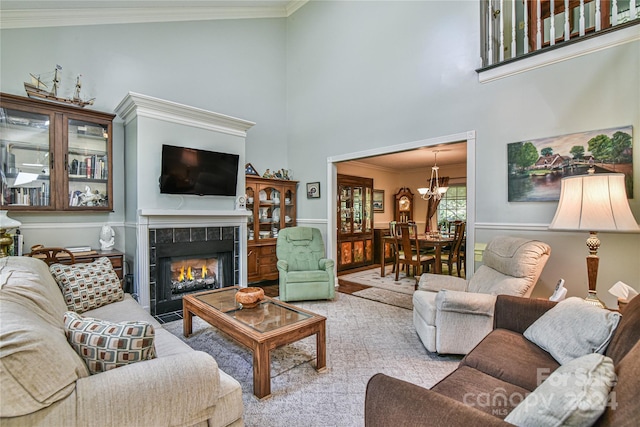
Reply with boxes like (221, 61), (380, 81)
(149, 226), (239, 315)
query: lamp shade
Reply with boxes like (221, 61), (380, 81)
(0, 211), (21, 230)
(549, 173), (639, 232)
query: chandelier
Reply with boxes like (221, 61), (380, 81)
(417, 151), (448, 201)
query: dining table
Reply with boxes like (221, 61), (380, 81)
(381, 233), (455, 276)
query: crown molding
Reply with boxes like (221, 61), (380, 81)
(0, 1), (309, 29)
(114, 92), (255, 137)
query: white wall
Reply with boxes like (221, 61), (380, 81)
(1, 17), (288, 253)
(286, 1), (640, 307)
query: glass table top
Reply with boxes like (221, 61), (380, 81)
(194, 287), (312, 333)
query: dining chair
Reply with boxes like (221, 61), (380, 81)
(26, 246), (76, 266)
(394, 223), (435, 281)
(388, 221), (400, 274)
(441, 221), (465, 277)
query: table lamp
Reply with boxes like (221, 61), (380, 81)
(0, 211), (21, 257)
(548, 171), (639, 308)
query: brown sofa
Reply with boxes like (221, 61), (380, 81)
(365, 295), (640, 426)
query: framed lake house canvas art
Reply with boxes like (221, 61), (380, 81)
(507, 126), (633, 202)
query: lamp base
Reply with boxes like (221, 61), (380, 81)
(584, 290), (605, 309)
(0, 228), (13, 258)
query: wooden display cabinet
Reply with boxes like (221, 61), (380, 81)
(245, 176), (298, 283)
(337, 174), (374, 271)
(0, 93), (115, 211)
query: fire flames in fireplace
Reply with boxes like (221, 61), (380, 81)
(170, 257), (218, 294)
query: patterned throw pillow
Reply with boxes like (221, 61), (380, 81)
(50, 257), (124, 313)
(63, 311), (156, 374)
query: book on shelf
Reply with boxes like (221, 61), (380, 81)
(11, 232), (23, 256)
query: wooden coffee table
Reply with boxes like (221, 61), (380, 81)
(182, 286), (327, 399)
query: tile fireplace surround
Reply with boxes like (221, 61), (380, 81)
(135, 210), (250, 314)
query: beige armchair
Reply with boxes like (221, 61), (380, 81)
(413, 236), (551, 355)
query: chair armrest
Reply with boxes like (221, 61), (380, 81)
(319, 258), (334, 271)
(277, 259), (289, 272)
(417, 273), (468, 292)
(75, 352), (221, 427)
(434, 291), (497, 354)
(365, 373), (508, 427)
(436, 290), (496, 316)
(494, 295), (557, 334)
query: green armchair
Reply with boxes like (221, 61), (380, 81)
(276, 227), (336, 302)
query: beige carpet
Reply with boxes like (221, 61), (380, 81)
(163, 293), (461, 426)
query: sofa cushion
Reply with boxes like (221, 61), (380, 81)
(598, 340), (640, 426)
(461, 329), (559, 391)
(84, 293), (162, 329)
(605, 294), (640, 365)
(468, 265), (528, 296)
(504, 353), (615, 427)
(523, 297), (621, 365)
(285, 270), (330, 283)
(50, 257), (124, 313)
(0, 256), (69, 322)
(1, 257), (89, 418)
(431, 365), (530, 419)
(0, 299), (89, 417)
(64, 311), (157, 374)
(481, 237), (548, 279)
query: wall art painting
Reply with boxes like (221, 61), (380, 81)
(307, 182), (320, 199)
(373, 189), (385, 212)
(507, 126), (633, 202)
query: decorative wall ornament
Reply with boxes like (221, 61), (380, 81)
(307, 182), (320, 199)
(373, 189), (385, 212)
(245, 163), (259, 176)
(507, 126), (633, 202)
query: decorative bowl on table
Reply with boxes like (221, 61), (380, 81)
(235, 287), (265, 309)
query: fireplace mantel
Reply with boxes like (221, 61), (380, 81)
(136, 210), (249, 313)
(140, 208), (250, 218)
(115, 92), (254, 313)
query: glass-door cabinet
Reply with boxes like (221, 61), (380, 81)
(0, 93), (115, 211)
(337, 174), (373, 271)
(245, 176), (298, 283)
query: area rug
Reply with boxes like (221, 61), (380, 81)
(352, 287), (413, 310)
(163, 293), (461, 427)
(338, 265), (417, 294)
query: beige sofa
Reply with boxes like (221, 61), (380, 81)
(0, 256), (243, 427)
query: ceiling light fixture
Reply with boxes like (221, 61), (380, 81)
(417, 151), (448, 200)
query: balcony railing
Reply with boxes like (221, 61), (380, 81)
(480, 0), (640, 69)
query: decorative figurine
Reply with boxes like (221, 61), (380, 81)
(99, 224), (115, 251)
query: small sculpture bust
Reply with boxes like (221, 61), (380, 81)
(99, 225), (115, 251)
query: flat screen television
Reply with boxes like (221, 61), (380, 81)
(159, 144), (239, 196)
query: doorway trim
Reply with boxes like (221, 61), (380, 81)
(327, 130), (476, 277)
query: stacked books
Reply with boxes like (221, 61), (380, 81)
(65, 246), (92, 253)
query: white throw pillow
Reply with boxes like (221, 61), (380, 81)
(523, 297), (620, 365)
(505, 353), (615, 427)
